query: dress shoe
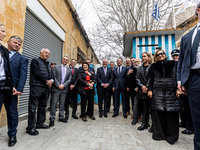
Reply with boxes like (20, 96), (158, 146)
(112, 113), (118, 117)
(82, 117), (87, 122)
(99, 112), (103, 118)
(8, 135), (17, 147)
(90, 116), (96, 120)
(104, 112), (108, 118)
(49, 121), (54, 127)
(36, 124), (50, 129)
(72, 115), (78, 119)
(148, 126), (153, 133)
(181, 129), (194, 134)
(58, 118), (68, 123)
(26, 129), (39, 136)
(137, 124), (148, 131)
(131, 119), (138, 125)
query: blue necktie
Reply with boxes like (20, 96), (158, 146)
(191, 28), (200, 67)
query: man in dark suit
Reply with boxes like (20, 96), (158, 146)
(79, 58), (95, 75)
(112, 58), (128, 118)
(177, 3), (200, 150)
(96, 59), (113, 118)
(49, 56), (72, 126)
(7, 36), (28, 146)
(0, 23), (16, 147)
(108, 61), (115, 112)
(65, 59), (79, 120)
(26, 49), (54, 136)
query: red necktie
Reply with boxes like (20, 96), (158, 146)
(72, 67), (74, 75)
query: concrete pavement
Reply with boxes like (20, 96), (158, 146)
(0, 105), (193, 150)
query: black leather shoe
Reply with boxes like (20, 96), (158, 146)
(148, 126), (153, 133)
(99, 112), (103, 118)
(8, 135), (17, 147)
(72, 115), (78, 119)
(131, 119), (138, 125)
(137, 124), (148, 131)
(82, 117), (87, 122)
(181, 129), (194, 134)
(36, 124), (50, 129)
(90, 116), (96, 120)
(26, 129), (39, 135)
(49, 121), (54, 127)
(112, 113), (118, 117)
(58, 118), (68, 123)
(104, 112), (108, 118)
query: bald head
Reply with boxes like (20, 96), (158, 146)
(102, 59), (108, 67)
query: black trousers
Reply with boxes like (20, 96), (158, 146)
(27, 86), (49, 130)
(97, 87), (110, 113)
(0, 90), (18, 136)
(108, 88), (115, 112)
(185, 73), (200, 150)
(130, 88), (139, 120)
(180, 94), (193, 130)
(152, 110), (179, 144)
(114, 88), (126, 115)
(126, 91), (131, 113)
(80, 90), (94, 117)
(65, 88), (78, 116)
(139, 98), (150, 125)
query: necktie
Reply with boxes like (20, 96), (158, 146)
(191, 27), (200, 67)
(62, 66), (66, 83)
(104, 67), (107, 76)
(118, 67), (120, 74)
(72, 67), (74, 75)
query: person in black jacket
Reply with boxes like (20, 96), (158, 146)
(78, 62), (96, 122)
(96, 59), (113, 118)
(148, 50), (181, 145)
(136, 52), (152, 131)
(0, 23), (16, 147)
(26, 49), (54, 136)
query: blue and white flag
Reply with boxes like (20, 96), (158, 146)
(152, 3), (161, 21)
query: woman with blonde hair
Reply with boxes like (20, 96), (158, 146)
(135, 52), (153, 130)
(148, 50), (181, 144)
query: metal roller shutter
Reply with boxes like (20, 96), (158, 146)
(19, 9), (63, 115)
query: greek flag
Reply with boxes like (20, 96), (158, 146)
(152, 3), (161, 21)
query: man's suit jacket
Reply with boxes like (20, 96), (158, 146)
(52, 65), (72, 93)
(96, 67), (113, 88)
(177, 26), (196, 86)
(69, 67), (79, 87)
(113, 66), (128, 90)
(0, 45), (13, 104)
(9, 52), (28, 92)
(79, 66), (95, 75)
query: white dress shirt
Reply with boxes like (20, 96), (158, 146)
(191, 23), (200, 69)
(0, 44), (6, 81)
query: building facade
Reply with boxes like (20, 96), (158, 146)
(0, 0), (99, 127)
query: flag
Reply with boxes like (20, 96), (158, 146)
(152, 3), (161, 21)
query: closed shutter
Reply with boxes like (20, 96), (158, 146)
(19, 9), (63, 115)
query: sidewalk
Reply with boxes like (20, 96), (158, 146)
(0, 105), (193, 150)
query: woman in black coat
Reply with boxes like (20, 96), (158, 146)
(78, 62), (96, 122)
(136, 52), (153, 131)
(148, 50), (181, 145)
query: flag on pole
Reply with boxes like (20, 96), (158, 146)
(152, 3), (161, 21)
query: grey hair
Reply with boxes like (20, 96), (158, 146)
(40, 48), (50, 53)
(9, 36), (22, 43)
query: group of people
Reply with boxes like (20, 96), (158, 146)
(1, 3), (200, 150)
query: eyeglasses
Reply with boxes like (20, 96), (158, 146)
(156, 53), (165, 57)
